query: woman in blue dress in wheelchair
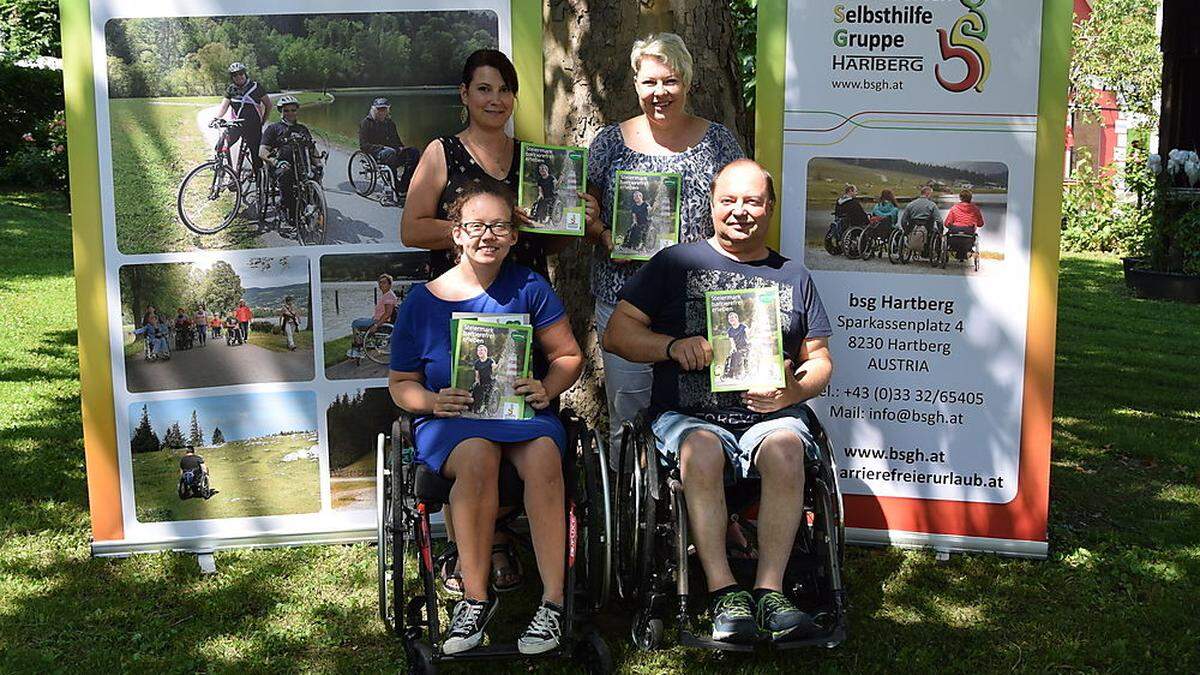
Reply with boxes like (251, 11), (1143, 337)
(388, 182), (584, 656)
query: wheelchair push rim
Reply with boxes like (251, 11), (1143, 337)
(349, 150), (378, 197)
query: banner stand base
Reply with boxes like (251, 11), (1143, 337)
(847, 527), (1048, 560)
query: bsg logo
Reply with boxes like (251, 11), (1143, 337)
(936, 0), (990, 93)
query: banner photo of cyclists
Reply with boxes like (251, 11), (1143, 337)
(805, 157), (1009, 275)
(65, 0), (535, 556)
(318, 251), (430, 381)
(325, 386), (396, 513)
(119, 254), (314, 392)
(101, 8), (500, 253)
(128, 391), (321, 524)
(761, 0), (1070, 557)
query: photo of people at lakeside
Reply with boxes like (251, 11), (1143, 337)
(320, 251), (429, 380)
(804, 157), (1009, 276)
(103, 10), (500, 253)
(129, 391), (321, 523)
(121, 255), (313, 392)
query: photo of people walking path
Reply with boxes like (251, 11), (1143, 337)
(121, 255), (314, 392)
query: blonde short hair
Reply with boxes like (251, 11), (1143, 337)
(630, 32), (694, 90)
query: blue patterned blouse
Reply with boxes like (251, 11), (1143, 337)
(587, 122), (745, 305)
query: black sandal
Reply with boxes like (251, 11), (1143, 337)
(436, 542), (463, 596)
(490, 542), (524, 593)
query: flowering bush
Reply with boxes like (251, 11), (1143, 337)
(0, 110), (68, 192)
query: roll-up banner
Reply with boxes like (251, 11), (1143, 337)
(61, 0), (544, 556)
(756, 0), (1071, 558)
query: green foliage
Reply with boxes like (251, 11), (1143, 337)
(211, 426), (225, 445)
(104, 12), (497, 98)
(130, 405), (161, 454)
(202, 261), (245, 315)
(325, 389), (394, 471)
(0, 62), (63, 172)
(188, 411), (204, 447)
(162, 422), (185, 449)
(1070, 0), (1161, 124)
(0, 0), (59, 60)
(1061, 149), (1152, 256)
(0, 109), (67, 192)
(1147, 187), (1200, 275)
(731, 0), (757, 149)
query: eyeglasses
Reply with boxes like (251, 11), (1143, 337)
(458, 221), (514, 237)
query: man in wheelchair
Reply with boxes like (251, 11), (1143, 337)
(348, 273), (398, 360)
(177, 446), (217, 500)
(358, 97), (421, 205)
(604, 159), (834, 644)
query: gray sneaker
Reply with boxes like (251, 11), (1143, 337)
(710, 590), (758, 643)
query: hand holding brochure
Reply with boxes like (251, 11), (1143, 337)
(518, 143), (588, 236)
(705, 287), (786, 392)
(610, 170), (681, 260)
(450, 318), (534, 420)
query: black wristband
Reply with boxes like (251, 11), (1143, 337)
(665, 336), (684, 362)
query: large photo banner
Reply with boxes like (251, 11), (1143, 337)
(61, 0), (543, 556)
(757, 0), (1071, 557)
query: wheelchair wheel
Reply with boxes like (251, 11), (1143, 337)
(349, 150), (378, 197)
(824, 222), (843, 255)
(613, 423), (639, 600)
(929, 232), (946, 268)
(364, 326), (393, 365)
(631, 608), (663, 652)
(973, 247), (980, 272)
(887, 229), (905, 264)
(577, 427), (612, 613)
(405, 641), (435, 675)
(297, 180), (327, 246)
(857, 229), (877, 260)
(841, 226), (863, 259)
(575, 630), (614, 674)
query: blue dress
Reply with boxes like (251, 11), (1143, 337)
(389, 263), (568, 474)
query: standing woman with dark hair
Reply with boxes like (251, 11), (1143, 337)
(401, 49), (598, 277)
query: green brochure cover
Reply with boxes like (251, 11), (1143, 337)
(610, 170), (681, 260)
(450, 319), (534, 420)
(705, 287), (786, 393)
(517, 143), (588, 236)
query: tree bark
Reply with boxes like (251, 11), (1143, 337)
(543, 0), (747, 425)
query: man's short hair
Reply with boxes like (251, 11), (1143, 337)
(920, 185), (934, 196)
(185, 446), (195, 453)
(959, 189), (973, 203)
(710, 158), (776, 205)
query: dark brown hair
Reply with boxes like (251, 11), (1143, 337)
(959, 189), (973, 203)
(880, 189), (896, 205)
(462, 49), (519, 95)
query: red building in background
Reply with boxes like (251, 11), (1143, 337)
(1065, 0), (1154, 179)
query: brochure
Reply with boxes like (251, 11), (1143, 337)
(450, 319), (533, 420)
(704, 287), (786, 392)
(610, 170), (681, 260)
(517, 143), (588, 236)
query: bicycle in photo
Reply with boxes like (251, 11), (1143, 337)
(177, 119), (259, 235)
(266, 137), (328, 246)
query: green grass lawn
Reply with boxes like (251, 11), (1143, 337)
(1, 191), (1198, 671)
(324, 334), (354, 369)
(132, 434), (321, 522)
(247, 328), (314, 353)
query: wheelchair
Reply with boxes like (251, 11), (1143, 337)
(376, 408), (614, 673)
(943, 227), (980, 272)
(225, 325), (245, 346)
(613, 407), (847, 652)
(177, 469), (211, 500)
(854, 214), (896, 262)
(888, 214), (946, 268)
(823, 216), (845, 256)
(174, 322), (195, 351)
(142, 329), (171, 361)
(352, 311), (396, 366)
(349, 149), (406, 205)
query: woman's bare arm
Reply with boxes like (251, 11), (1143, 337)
(400, 139), (453, 250)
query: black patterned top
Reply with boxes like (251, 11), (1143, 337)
(429, 135), (548, 278)
(587, 122), (745, 305)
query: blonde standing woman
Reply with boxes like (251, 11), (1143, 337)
(585, 33), (745, 464)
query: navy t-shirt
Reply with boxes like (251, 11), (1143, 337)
(618, 240), (832, 430)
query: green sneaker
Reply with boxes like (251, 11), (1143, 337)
(710, 590), (758, 643)
(756, 591), (813, 641)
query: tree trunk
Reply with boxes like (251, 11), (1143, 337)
(543, 0), (748, 425)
